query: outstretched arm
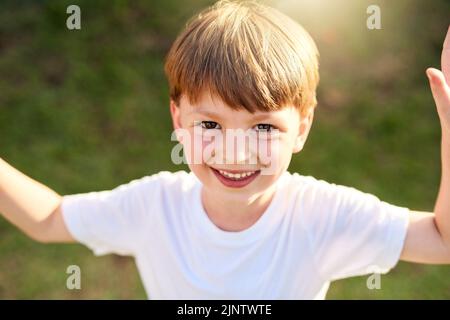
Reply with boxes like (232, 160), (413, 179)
(400, 26), (450, 264)
(0, 157), (74, 243)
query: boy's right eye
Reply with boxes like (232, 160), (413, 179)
(201, 121), (221, 130)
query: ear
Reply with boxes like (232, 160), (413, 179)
(170, 99), (182, 129)
(170, 99), (183, 142)
(293, 108), (314, 153)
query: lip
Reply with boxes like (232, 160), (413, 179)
(210, 167), (260, 188)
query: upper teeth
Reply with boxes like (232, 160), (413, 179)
(218, 170), (256, 179)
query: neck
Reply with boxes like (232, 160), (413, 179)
(201, 185), (277, 232)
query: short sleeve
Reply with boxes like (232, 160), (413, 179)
(305, 181), (410, 281)
(61, 175), (160, 256)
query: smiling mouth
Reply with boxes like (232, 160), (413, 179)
(209, 167), (261, 188)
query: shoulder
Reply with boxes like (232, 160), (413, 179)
(282, 172), (380, 213)
(285, 171), (374, 196)
(282, 171), (348, 197)
(106, 170), (197, 201)
(116, 170), (194, 189)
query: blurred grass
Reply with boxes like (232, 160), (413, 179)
(0, 0), (449, 299)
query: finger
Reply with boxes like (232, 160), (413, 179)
(426, 68), (450, 111)
(442, 25), (450, 85)
(444, 25), (450, 50)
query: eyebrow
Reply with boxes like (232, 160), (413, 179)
(191, 109), (222, 119)
(191, 108), (277, 122)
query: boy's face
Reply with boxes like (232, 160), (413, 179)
(170, 90), (314, 201)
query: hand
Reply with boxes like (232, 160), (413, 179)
(427, 26), (450, 135)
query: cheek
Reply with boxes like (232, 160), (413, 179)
(257, 137), (293, 174)
(181, 130), (215, 166)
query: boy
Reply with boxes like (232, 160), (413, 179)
(1, 0), (450, 299)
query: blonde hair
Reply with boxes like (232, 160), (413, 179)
(164, 0), (319, 116)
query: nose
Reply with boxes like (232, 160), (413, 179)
(233, 140), (248, 164)
(223, 130), (252, 165)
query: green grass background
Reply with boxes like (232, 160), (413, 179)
(0, 0), (449, 299)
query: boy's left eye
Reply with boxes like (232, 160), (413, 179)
(254, 123), (276, 132)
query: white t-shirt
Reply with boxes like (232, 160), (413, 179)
(61, 170), (410, 299)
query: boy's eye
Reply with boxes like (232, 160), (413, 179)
(201, 121), (221, 130)
(254, 123), (275, 132)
